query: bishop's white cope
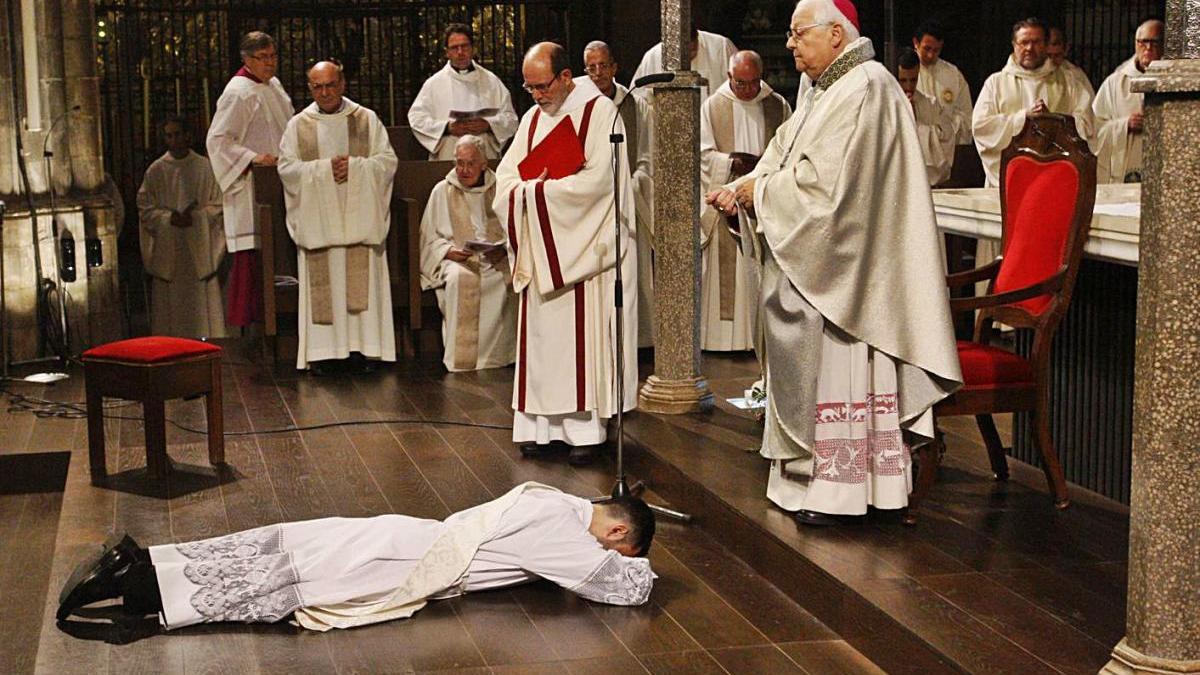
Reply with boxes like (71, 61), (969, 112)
(732, 39), (963, 516)
(148, 482), (655, 631)
(278, 98), (398, 369)
(699, 80), (791, 353)
(1092, 57), (1146, 184)
(494, 77), (639, 447)
(408, 61), (520, 160)
(137, 150), (228, 338)
(419, 167), (518, 372)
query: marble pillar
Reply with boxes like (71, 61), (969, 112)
(1102, 3), (1200, 674)
(0, 0), (20, 196)
(638, 0), (715, 414)
(62, 0), (103, 192)
(29, 0), (71, 195)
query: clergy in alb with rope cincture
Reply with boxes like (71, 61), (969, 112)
(707, 0), (962, 526)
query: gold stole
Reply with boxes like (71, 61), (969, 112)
(706, 94), (785, 320)
(296, 108), (372, 325)
(445, 181), (507, 370)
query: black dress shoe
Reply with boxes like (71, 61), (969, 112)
(57, 534), (144, 621)
(568, 445), (600, 466)
(58, 534), (143, 606)
(794, 509), (839, 527)
(520, 442), (562, 458)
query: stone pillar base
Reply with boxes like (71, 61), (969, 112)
(638, 375), (714, 414)
(1102, 639), (1200, 675)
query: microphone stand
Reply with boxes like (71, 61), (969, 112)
(0, 199), (8, 379)
(590, 74), (691, 522)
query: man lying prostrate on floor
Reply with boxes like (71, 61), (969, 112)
(58, 482), (655, 632)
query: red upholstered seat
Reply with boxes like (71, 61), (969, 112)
(993, 156), (1080, 316)
(82, 337), (222, 364)
(956, 340), (1035, 388)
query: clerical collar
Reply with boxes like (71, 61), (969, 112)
(451, 62), (476, 74)
(814, 37), (875, 91)
(317, 100), (347, 114)
(235, 65), (262, 83)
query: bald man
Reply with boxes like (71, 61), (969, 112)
(494, 43), (638, 466)
(699, 50), (791, 353)
(277, 61), (398, 373)
(1092, 19), (1164, 183)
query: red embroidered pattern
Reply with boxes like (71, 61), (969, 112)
(813, 393), (898, 424)
(812, 430), (910, 484)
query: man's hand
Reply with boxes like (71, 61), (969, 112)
(331, 155), (349, 184)
(705, 188), (739, 216)
(536, 167), (549, 182)
(253, 153), (277, 167)
(729, 152), (760, 178)
(734, 178), (757, 219)
(444, 248), (472, 263)
(1128, 111), (1144, 133)
(1029, 99), (1049, 116)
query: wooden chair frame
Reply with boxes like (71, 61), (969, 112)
(908, 113), (1097, 522)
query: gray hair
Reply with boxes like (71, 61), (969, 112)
(729, 50), (764, 72)
(455, 134), (487, 158)
(584, 40), (612, 60)
(239, 31), (276, 59)
(794, 0), (861, 42)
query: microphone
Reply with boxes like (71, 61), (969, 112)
(632, 72), (675, 88)
(43, 105), (83, 158)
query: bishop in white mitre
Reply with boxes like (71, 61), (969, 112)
(137, 117), (228, 338)
(912, 21), (974, 144)
(699, 50), (791, 353)
(408, 23), (519, 160)
(420, 135), (518, 372)
(1092, 19), (1163, 184)
(495, 43), (638, 467)
(278, 62), (398, 371)
(205, 31), (294, 327)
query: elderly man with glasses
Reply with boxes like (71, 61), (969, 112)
(1092, 18), (1164, 183)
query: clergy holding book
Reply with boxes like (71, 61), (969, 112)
(494, 42), (639, 467)
(277, 61), (398, 374)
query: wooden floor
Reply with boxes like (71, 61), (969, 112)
(1, 346), (884, 675)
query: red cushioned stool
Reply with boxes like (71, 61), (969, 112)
(82, 337), (224, 484)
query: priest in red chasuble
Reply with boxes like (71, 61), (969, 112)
(494, 42), (639, 466)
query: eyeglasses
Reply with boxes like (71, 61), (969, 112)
(522, 76), (558, 94)
(1136, 38), (1163, 47)
(248, 51), (278, 62)
(584, 62), (614, 75)
(786, 22), (831, 41)
(730, 77), (761, 89)
(307, 81), (340, 92)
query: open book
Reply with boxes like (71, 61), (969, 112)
(449, 108), (499, 120)
(463, 239), (505, 254)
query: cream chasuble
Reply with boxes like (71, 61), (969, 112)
(731, 39), (962, 515)
(419, 168), (517, 372)
(612, 83), (657, 348)
(148, 482), (655, 631)
(699, 80), (790, 352)
(206, 72), (293, 252)
(278, 99), (398, 369)
(408, 61), (520, 159)
(494, 77), (638, 447)
(1092, 57), (1146, 184)
(917, 58), (974, 144)
(631, 30), (737, 103)
(137, 150), (228, 338)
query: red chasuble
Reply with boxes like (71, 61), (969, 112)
(517, 116), (586, 180)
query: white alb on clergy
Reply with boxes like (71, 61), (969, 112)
(137, 150), (228, 338)
(419, 167), (518, 372)
(631, 30), (738, 102)
(206, 72), (294, 252)
(699, 79), (791, 352)
(910, 90), (957, 187)
(277, 98), (398, 369)
(611, 82), (657, 348)
(917, 57), (974, 144)
(408, 61), (520, 159)
(148, 482), (655, 631)
(732, 38), (963, 516)
(494, 77), (639, 447)
(1092, 57), (1146, 183)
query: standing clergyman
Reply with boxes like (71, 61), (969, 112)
(1092, 18), (1164, 184)
(419, 134), (518, 372)
(706, 0), (962, 526)
(912, 20), (973, 144)
(206, 31), (294, 329)
(494, 43), (638, 467)
(897, 50), (956, 188)
(277, 61), (398, 374)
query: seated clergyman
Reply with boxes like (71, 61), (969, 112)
(57, 482), (655, 633)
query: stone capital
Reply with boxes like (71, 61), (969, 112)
(1101, 638), (1200, 675)
(1131, 59), (1200, 95)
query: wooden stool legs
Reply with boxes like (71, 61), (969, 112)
(206, 358), (225, 466)
(87, 387), (107, 485)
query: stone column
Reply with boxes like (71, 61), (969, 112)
(62, 0), (103, 192)
(1102, 3), (1200, 674)
(638, 0), (715, 414)
(26, 0), (72, 195)
(0, 0), (21, 195)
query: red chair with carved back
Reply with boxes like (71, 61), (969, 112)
(907, 114), (1097, 523)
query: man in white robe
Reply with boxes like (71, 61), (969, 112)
(631, 24), (737, 103)
(1092, 19), (1164, 184)
(912, 20), (973, 144)
(584, 41), (656, 348)
(407, 23), (520, 160)
(699, 50), (791, 353)
(56, 483), (656, 633)
(898, 50), (956, 188)
(205, 31), (294, 328)
(420, 135), (517, 372)
(707, 0), (962, 525)
(137, 117), (228, 338)
(278, 62), (398, 373)
(1048, 26), (1096, 101)
(495, 43), (638, 467)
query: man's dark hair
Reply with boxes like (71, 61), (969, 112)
(912, 20), (945, 43)
(160, 114), (191, 136)
(444, 23), (473, 47)
(239, 31), (275, 58)
(605, 496), (656, 556)
(1012, 17), (1048, 42)
(898, 49), (920, 70)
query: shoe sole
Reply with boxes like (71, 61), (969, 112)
(58, 533), (125, 606)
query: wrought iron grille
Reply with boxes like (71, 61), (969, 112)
(94, 0), (571, 208)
